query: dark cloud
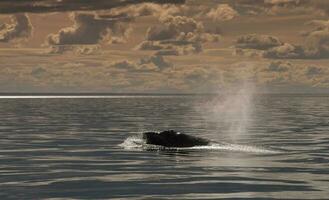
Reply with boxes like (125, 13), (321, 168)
(305, 66), (323, 78)
(8, 0), (321, 17)
(75, 45), (101, 55)
(46, 44), (100, 55)
(234, 22), (329, 59)
(0, 14), (32, 42)
(264, 20), (329, 59)
(135, 41), (164, 50)
(136, 15), (219, 55)
(266, 61), (290, 72)
(263, 43), (305, 59)
(233, 48), (263, 58)
(137, 40), (203, 56)
(0, 0), (185, 14)
(235, 34), (283, 50)
(111, 60), (144, 71)
(146, 25), (177, 41)
(146, 15), (202, 41)
(110, 55), (172, 72)
(146, 15), (220, 43)
(31, 67), (47, 79)
(46, 13), (131, 46)
(45, 45), (74, 54)
(139, 55), (172, 70)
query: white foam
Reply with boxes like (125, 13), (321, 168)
(190, 143), (278, 153)
(118, 136), (144, 150)
(119, 136), (279, 154)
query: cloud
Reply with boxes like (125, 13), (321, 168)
(75, 45), (101, 55)
(139, 55), (172, 70)
(45, 45), (74, 54)
(137, 40), (203, 56)
(264, 20), (329, 59)
(3, 47), (329, 93)
(302, 20), (329, 58)
(146, 15), (219, 43)
(135, 41), (165, 50)
(113, 60), (159, 72)
(31, 67), (47, 79)
(235, 34), (283, 50)
(233, 48), (263, 58)
(46, 13), (131, 46)
(249, 60), (329, 90)
(303, 20), (329, 33)
(146, 15), (202, 41)
(264, 0), (300, 4)
(0, 0), (185, 14)
(305, 66), (323, 78)
(111, 60), (146, 71)
(263, 43), (304, 59)
(266, 61), (290, 72)
(146, 26), (177, 41)
(234, 23), (329, 59)
(44, 12), (133, 54)
(309, 1), (329, 16)
(110, 55), (172, 72)
(184, 67), (213, 82)
(164, 65), (222, 91)
(206, 4), (239, 21)
(136, 15), (220, 55)
(232, 0), (329, 17)
(107, 2), (183, 18)
(45, 44), (101, 55)
(0, 14), (32, 42)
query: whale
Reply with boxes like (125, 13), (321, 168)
(143, 130), (209, 147)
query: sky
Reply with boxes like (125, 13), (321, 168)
(0, 0), (329, 93)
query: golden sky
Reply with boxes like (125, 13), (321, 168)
(0, 0), (329, 93)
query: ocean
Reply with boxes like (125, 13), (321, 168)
(0, 94), (328, 199)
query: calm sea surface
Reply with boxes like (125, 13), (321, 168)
(0, 95), (328, 199)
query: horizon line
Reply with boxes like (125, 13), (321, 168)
(0, 92), (328, 99)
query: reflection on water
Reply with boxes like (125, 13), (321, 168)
(0, 95), (328, 199)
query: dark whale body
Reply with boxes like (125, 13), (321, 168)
(143, 130), (209, 147)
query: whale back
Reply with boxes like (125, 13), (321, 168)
(143, 130), (209, 147)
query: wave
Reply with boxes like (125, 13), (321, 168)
(119, 136), (279, 154)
